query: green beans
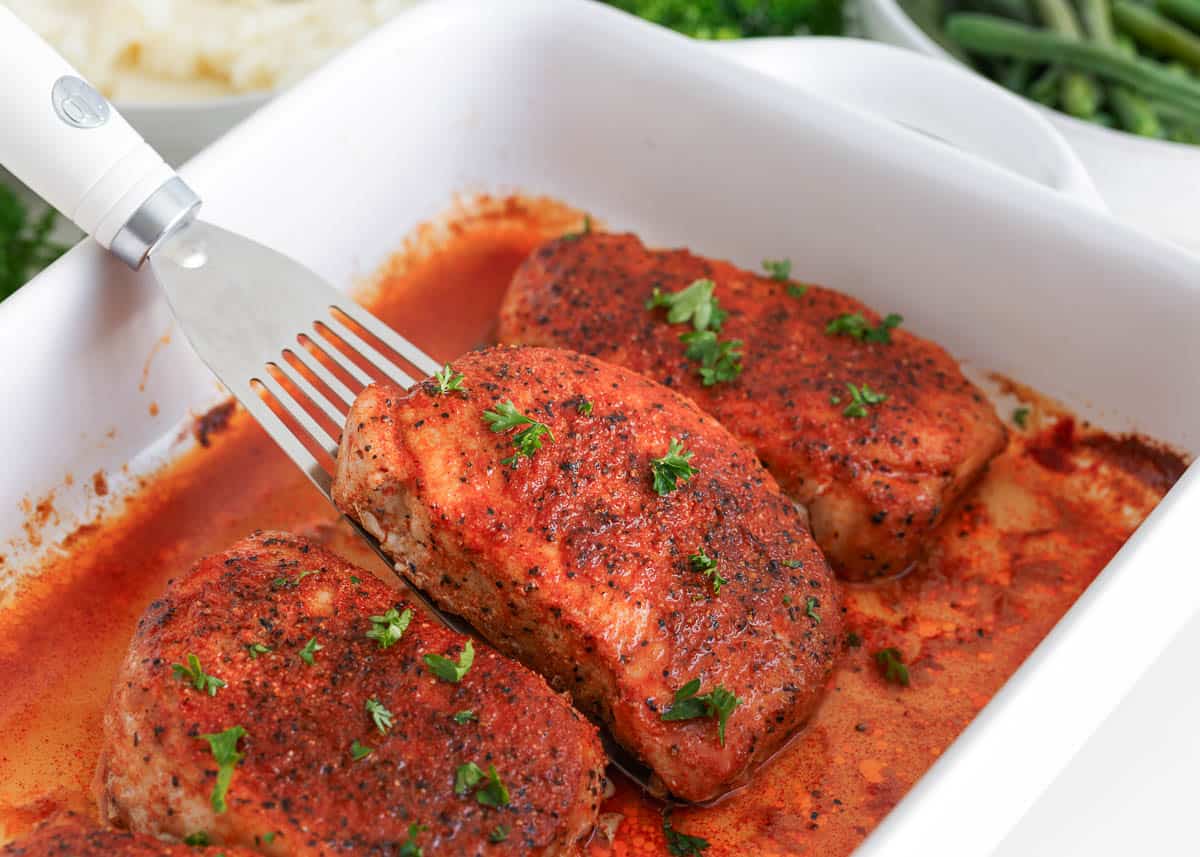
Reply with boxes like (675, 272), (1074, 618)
(1158, 0), (1200, 32)
(946, 14), (1200, 112)
(1034, 0), (1104, 116)
(1081, 0), (1117, 42)
(1112, 1), (1200, 68)
(1110, 85), (1167, 132)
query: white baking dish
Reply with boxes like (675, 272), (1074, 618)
(1, 0), (1198, 852)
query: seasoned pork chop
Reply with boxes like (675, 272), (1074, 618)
(0, 812), (257, 856)
(97, 532), (604, 856)
(332, 346), (842, 802)
(498, 233), (1008, 580)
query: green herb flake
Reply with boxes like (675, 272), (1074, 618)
(271, 568), (321, 590)
(846, 631), (863, 649)
(433, 364), (466, 395)
(645, 278), (727, 332)
(577, 398), (593, 416)
(805, 596), (822, 624)
(454, 761), (485, 796)
(660, 678), (742, 746)
(782, 594), (792, 606)
(350, 575), (361, 585)
(562, 214), (592, 241)
(484, 401), (555, 468)
(1012, 406), (1030, 429)
(826, 312), (903, 344)
(246, 643), (271, 659)
(841, 382), (888, 419)
(424, 639), (475, 683)
(663, 811), (709, 855)
(476, 764), (511, 808)
(688, 549), (728, 595)
(171, 654), (226, 697)
(299, 637), (323, 666)
(367, 607), (413, 650)
(784, 559), (804, 569)
(198, 725), (246, 814)
(762, 258), (792, 281)
(398, 823), (427, 857)
(183, 831), (210, 846)
(679, 329), (744, 386)
(489, 824), (510, 843)
(875, 647), (911, 686)
(366, 698), (394, 735)
(787, 283), (808, 298)
(350, 739), (373, 761)
(260, 832), (277, 844)
(651, 438), (698, 496)
(453, 709), (478, 724)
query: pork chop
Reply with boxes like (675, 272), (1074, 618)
(96, 531), (604, 855)
(332, 346), (842, 802)
(498, 232), (1008, 580)
(0, 812), (257, 856)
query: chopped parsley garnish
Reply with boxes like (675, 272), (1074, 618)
(350, 739), (373, 761)
(433, 364), (465, 395)
(183, 831), (210, 846)
(846, 631), (863, 648)
(367, 607), (413, 650)
(688, 549), (727, 595)
(577, 398), (593, 416)
(260, 832), (277, 844)
(660, 678), (742, 746)
(782, 594), (791, 606)
(805, 596), (822, 623)
(1012, 406), (1030, 429)
(423, 639), (475, 683)
(647, 278), (743, 384)
(784, 559), (804, 569)
(454, 762), (510, 807)
(680, 330), (744, 386)
(875, 647), (910, 686)
(826, 312), (903, 344)
(398, 823), (427, 857)
(454, 761), (485, 795)
(271, 568), (321, 589)
(171, 654), (226, 696)
(840, 382), (887, 418)
(663, 811), (709, 855)
(489, 824), (510, 843)
(246, 643), (271, 659)
(787, 283), (807, 298)
(476, 765), (511, 808)
(646, 278), (727, 331)
(350, 575), (361, 585)
(299, 637), (323, 665)
(198, 725), (246, 814)
(453, 709), (478, 724)
(562, 214), (592, 241)
(651, 438), (698, 496)
(484, 401), (555, 467)
(366, 698), (394, 735)
(762, 258), (792, 281)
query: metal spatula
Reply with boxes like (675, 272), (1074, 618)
(0, 8), (656, 794)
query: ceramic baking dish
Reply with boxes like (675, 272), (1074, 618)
(1, 0), (1198, 853)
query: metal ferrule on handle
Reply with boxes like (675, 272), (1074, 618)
(0, 6), (201, 268)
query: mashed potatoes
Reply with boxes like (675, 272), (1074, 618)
(4, 0), (421, 101)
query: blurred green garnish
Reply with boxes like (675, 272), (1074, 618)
(603, 0), (845, 38)
(1, 184), (68, 302)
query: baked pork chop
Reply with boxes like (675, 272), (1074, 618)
(97, 532), (604, 856)
(0, 812), (258, 857)
(332, 346), (842, 802)
(498, 232), (1008, 581)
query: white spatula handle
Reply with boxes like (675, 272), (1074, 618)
(0, 6), (200, 267)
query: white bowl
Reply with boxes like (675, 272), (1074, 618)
(860, 0), (1200, 251)
(116, 91), (272, 167)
